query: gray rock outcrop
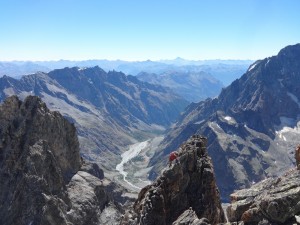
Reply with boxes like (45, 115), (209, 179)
(172, 208), (210, 225)
(227, 168), (300, 224)
(0, 96), (119, 225)
(121, 135), (225, 225)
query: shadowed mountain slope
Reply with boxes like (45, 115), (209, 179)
(149, 44), (300, 201)
(137, 71), (223, 102)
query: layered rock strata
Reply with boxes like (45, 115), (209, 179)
(227, 168), (300, 224)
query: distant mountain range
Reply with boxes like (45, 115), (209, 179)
(149, 43), (300, 201)
(0, 61), (50, 78)
(137, 71), (224, 102)
(0, 59), (252, 86)
(0, 66), (188, 171)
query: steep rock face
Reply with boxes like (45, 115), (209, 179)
(0, 67), (188, 171)
(227, 168), (300, 224)
(121, 135), (225, 225)
(0, 96), (119, 225)
(150, 44), (300, 200)
(0, 95), (81, 181)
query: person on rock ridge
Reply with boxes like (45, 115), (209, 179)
(169, 151), (178, 167)
(295, 144), (300, 169)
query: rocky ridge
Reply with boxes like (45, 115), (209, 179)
(0, 96), (126, 225)
(227, 168), (300, 224)
(121, 135), (225, 225)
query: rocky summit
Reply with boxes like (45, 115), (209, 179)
(121, 135), (225, 225)
(0, 96), (123, 225)
(227, 168), (300, 225)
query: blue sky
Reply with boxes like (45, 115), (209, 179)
(0, 0), (299, 61)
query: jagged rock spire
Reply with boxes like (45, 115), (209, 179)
(121, 135), (225, 225)
(0, 96), (112, 225)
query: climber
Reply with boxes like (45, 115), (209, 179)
(169, 151), (178, 167)
(295, 145), (300, 169)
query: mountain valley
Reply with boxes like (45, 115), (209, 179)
(1, 45), (300, 200)
(0, 66), (188, 181)
(1, 44), (300, 224)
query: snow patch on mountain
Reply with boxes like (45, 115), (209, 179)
(274, 116), (300, 167)
(248, 62), (257, 71)
(224, 116), (233, 121)
(194, 120), (205, 125)
(276, 120), (300, 141)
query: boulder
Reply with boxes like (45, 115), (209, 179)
(227, 168), (300, 224)
(172, 208), (210, 225)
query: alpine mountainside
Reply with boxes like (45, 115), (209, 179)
(149, 43), (300, 201)
(0, 66), (188, 171)
(137, 71), (224, 102)
(0, 96), (125, 225)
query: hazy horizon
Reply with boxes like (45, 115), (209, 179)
(0, 58), (254, 63)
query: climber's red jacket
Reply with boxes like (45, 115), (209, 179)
(169, 151), (178, 161)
